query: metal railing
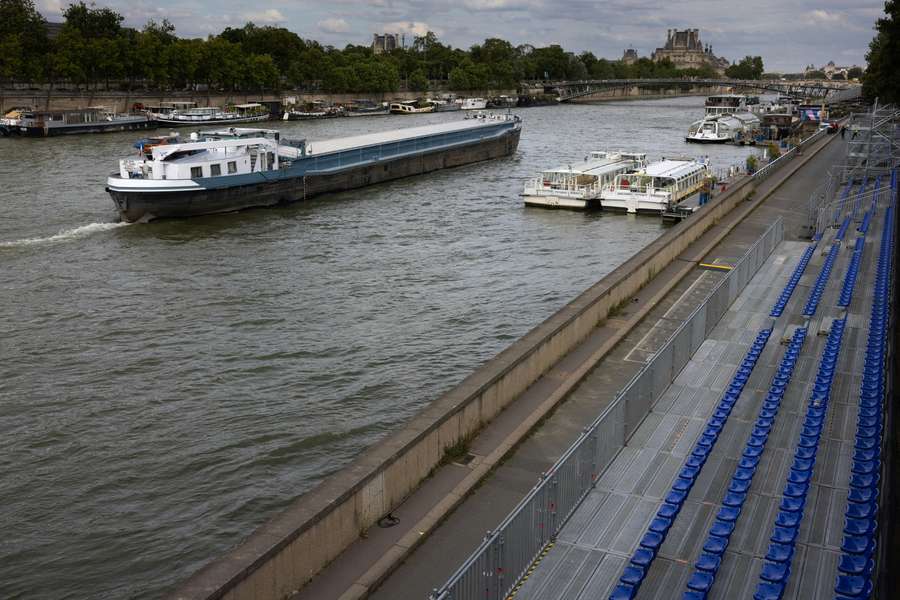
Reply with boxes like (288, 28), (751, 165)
(752, 127), (828, 181)
(430, 217), (785, 600)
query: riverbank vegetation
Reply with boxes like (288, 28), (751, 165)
(2, 0), (750, 94)
(864, 0), (900, 102)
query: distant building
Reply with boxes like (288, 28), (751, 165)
(372, 33), (401, 54)
(622, 48), (639, 65)
(651, 28), (729, 75)
(807, 61), (859, 80)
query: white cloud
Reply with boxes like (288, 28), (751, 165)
(318, 17), (351, 33)
(380, 20), (439, 37)
(461, 0), (536, 10)
(37, 0), (64, 18)
(243, 9), (285, 23)
(809, 9), (845, 24)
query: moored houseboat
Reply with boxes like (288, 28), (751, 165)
(522, 151), (647, 209)
(106, 114), (522, 222)
(1, 107), (155, 137)
(599, 158), (710, 213)
(704, 94), (759, 116)
(152, 103), (270, 126)
(389, 100), (435, 114)
(457, 97), (488, 110)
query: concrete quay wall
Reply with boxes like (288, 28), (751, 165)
(2, 84), (722, 113)
(170, 168), (771, 599)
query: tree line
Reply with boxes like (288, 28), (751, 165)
(864, 0), (900, 102)
(0, 0), (767, 94)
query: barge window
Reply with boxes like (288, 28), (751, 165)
(227, 161), (237, 174)
(191, 166), (202, 178)
(210, 164), (221, 176)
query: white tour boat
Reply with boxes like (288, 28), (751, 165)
(704, 94), (759, 116)
(522, 151), (647, 209)
(152, 103), (270, 126)
(599, 159), (710, 213)
(457, 98), (488, 110)
(686, 112), (762, 144)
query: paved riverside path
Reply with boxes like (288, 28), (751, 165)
(293, 134), (847, 600)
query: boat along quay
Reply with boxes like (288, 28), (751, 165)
(164, 104), (900, 600)
(0, 97), (868, 600)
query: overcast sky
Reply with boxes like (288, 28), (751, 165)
(36, 0), (884, 71)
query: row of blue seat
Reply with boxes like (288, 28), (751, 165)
(802, 242), (841, 317)
(834, 183), (852, 224)
(608, 328), (773, 600)
(857, 176), (881, 235)
(770, 245), (817, 317)
(752, 318), (847, 600)
(837, 236), (866, 308)
(835, 215), (852, 242)
(851, 179), (868, 221)
(833, 202), (895, 600)
(679, 327), (808, 600)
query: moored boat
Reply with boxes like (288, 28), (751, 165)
(704, 94), (759, 116)
(153, 103), (270, 126)
(457, 97), (488, 110)
(599, 158), (710, 213)
(389, 100), (434, 114)
(346, 99), (389, 117)
(522, 151), (647, 209)
(686, 112), (762, 144)
(106, 114), (522, 222)
(2, 106), (156, 137)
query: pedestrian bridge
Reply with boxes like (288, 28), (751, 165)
(541, 79), (861, 103)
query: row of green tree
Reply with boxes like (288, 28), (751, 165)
(864, 0), (900, 102)
(0, 0), (767, 93)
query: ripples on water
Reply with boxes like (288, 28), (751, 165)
(0, 97), (760, 598)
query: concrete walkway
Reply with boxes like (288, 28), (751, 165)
(294, 134), (847, 600)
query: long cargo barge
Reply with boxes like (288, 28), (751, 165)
(106, 114), (522, 222)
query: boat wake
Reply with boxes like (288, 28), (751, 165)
(0, 222), (130, 248)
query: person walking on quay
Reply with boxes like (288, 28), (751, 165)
(841, 125), (847, 139)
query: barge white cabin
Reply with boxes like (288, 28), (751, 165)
(522, 151), (647, 209)
(599, 159), (710, 213)
(151, 103), (269, 126)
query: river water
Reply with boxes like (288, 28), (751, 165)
(0, 96), (760, 598)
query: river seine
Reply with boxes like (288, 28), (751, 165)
(0, 96), (759, 598)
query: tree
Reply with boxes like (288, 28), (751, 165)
(725, 56), (764, 80)
(408, 68), (429, 91)
(806, 70), (827, 79)
(0, 0), (48, 81)
(847, 66), (864, 80)
(864, 0), (900, 102)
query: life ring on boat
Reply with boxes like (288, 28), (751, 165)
(620, 178), (630, 189)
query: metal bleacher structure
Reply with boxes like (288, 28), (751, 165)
(429, 105), (897, 600)
(545, 79), (862, 104)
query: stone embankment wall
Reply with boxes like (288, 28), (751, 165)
(0, 84), (725, 113)
(170, 132), (836, 600)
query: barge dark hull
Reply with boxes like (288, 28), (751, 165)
(108, 127), (521, 222)
(9, 120), (157, 137)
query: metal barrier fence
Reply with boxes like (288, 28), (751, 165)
(752, 127), (828, 181)
(430, 216), (785, 600)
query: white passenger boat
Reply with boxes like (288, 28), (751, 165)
(153, 103), (270, 126)
(457, 98), (488, 110)
(686, 112), (762, 144)
(599, 159), (710, 213)
(522, 151), (647, 209)
(704, 94), (759, 116)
